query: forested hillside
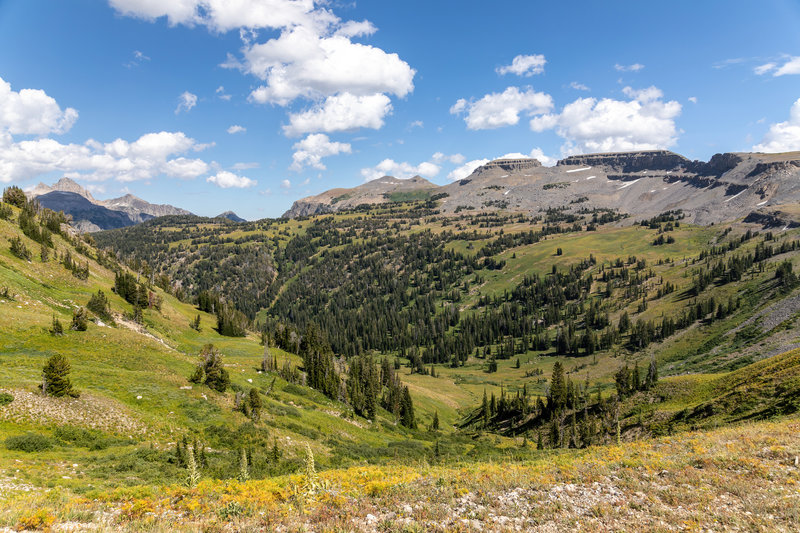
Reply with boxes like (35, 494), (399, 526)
(3, 187), (800, 531)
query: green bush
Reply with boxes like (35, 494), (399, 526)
(0, 392), (13, 406)
(5, 433), (54, 452)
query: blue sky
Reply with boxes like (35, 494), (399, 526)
(1, 0), (799, 219)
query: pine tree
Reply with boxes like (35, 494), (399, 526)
(537, 430), (544, 450)
(190, 344), (230, 392)
(548, 361), (567, 413)
(49, 314), (63, 336)
(41, 353), (77, 397)
(70, 307), (88, 331)
(432, 410), (440, 431)
(248, 388), (262, 421)
(400, 386), (416, 429)
(550, 418), (561, 448)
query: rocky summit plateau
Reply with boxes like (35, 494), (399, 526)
(28, 177), (193, 232)
(284, 150), (800, 226)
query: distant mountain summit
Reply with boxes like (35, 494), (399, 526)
(28, 177), (193, 232)
(284, 150), (800, 226)
(283, 175), (438, 218)
(216, 211), (247, 223)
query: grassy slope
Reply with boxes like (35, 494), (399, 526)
(2, 204), (800, 529)
(0, 210), (446, 489)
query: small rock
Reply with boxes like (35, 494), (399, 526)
(136, 395), (143, 400)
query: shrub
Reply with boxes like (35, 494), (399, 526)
(0, 392), (13, 406)
(17, 509), (55, 530)
(5, 432), (53, 452)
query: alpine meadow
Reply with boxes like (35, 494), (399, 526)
(2, 1), (800, 532)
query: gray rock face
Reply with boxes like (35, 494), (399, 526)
(29, 177), (193, 231)
(285, 150), (800, 227)
(473, 158), (542, 175)
(557, 150), (690, 173)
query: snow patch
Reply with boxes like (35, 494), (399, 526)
(724, 190), (744, 203)
(566, 166), (591, 173)
(617, 179), (640, 190)
(757, 200), (768, 206)
(585, 176), (596, 180)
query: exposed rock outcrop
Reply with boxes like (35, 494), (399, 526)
(285, 150), (800, 227)
(557, 150), (690, 173)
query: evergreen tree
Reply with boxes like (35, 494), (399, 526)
(50, 314), (63, 336)
(190, 344), (230, 392)
(40, 353), (77, 397)
(548, 361), (567, 413)
(9, 236), (31, 261)
(2, 185), (26, 208)
(645, 356), (658, 389)
(432, 410), (440, 431)
(71, 307), (88, 331)
(400, 386), (416, 428)
(248, 388), (262, 421)
(87, 290), (113, 322)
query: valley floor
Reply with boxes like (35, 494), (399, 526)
(2, 417), (798, 532)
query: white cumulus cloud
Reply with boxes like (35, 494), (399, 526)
(290, 133), (351, 171)
(0, 76), (78, 136)
(175, 91), (198, 114)
(451, 86), (553, 130)
(496, 54), (546, 77)
(111, 1), (414, 138)
(753, 98), (800, 152)
(227, 125), (246, 134)
(206, 170), (256, 188)
(283, 92), (391, 136)
(281, 178), (291, 188)
(530, 86), (682, 154)
(243, 26), (415, 106)
(0, 130), (210, 183)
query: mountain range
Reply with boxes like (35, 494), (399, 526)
(27, 177), (193, 232)
(284, 150), (800, 227)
